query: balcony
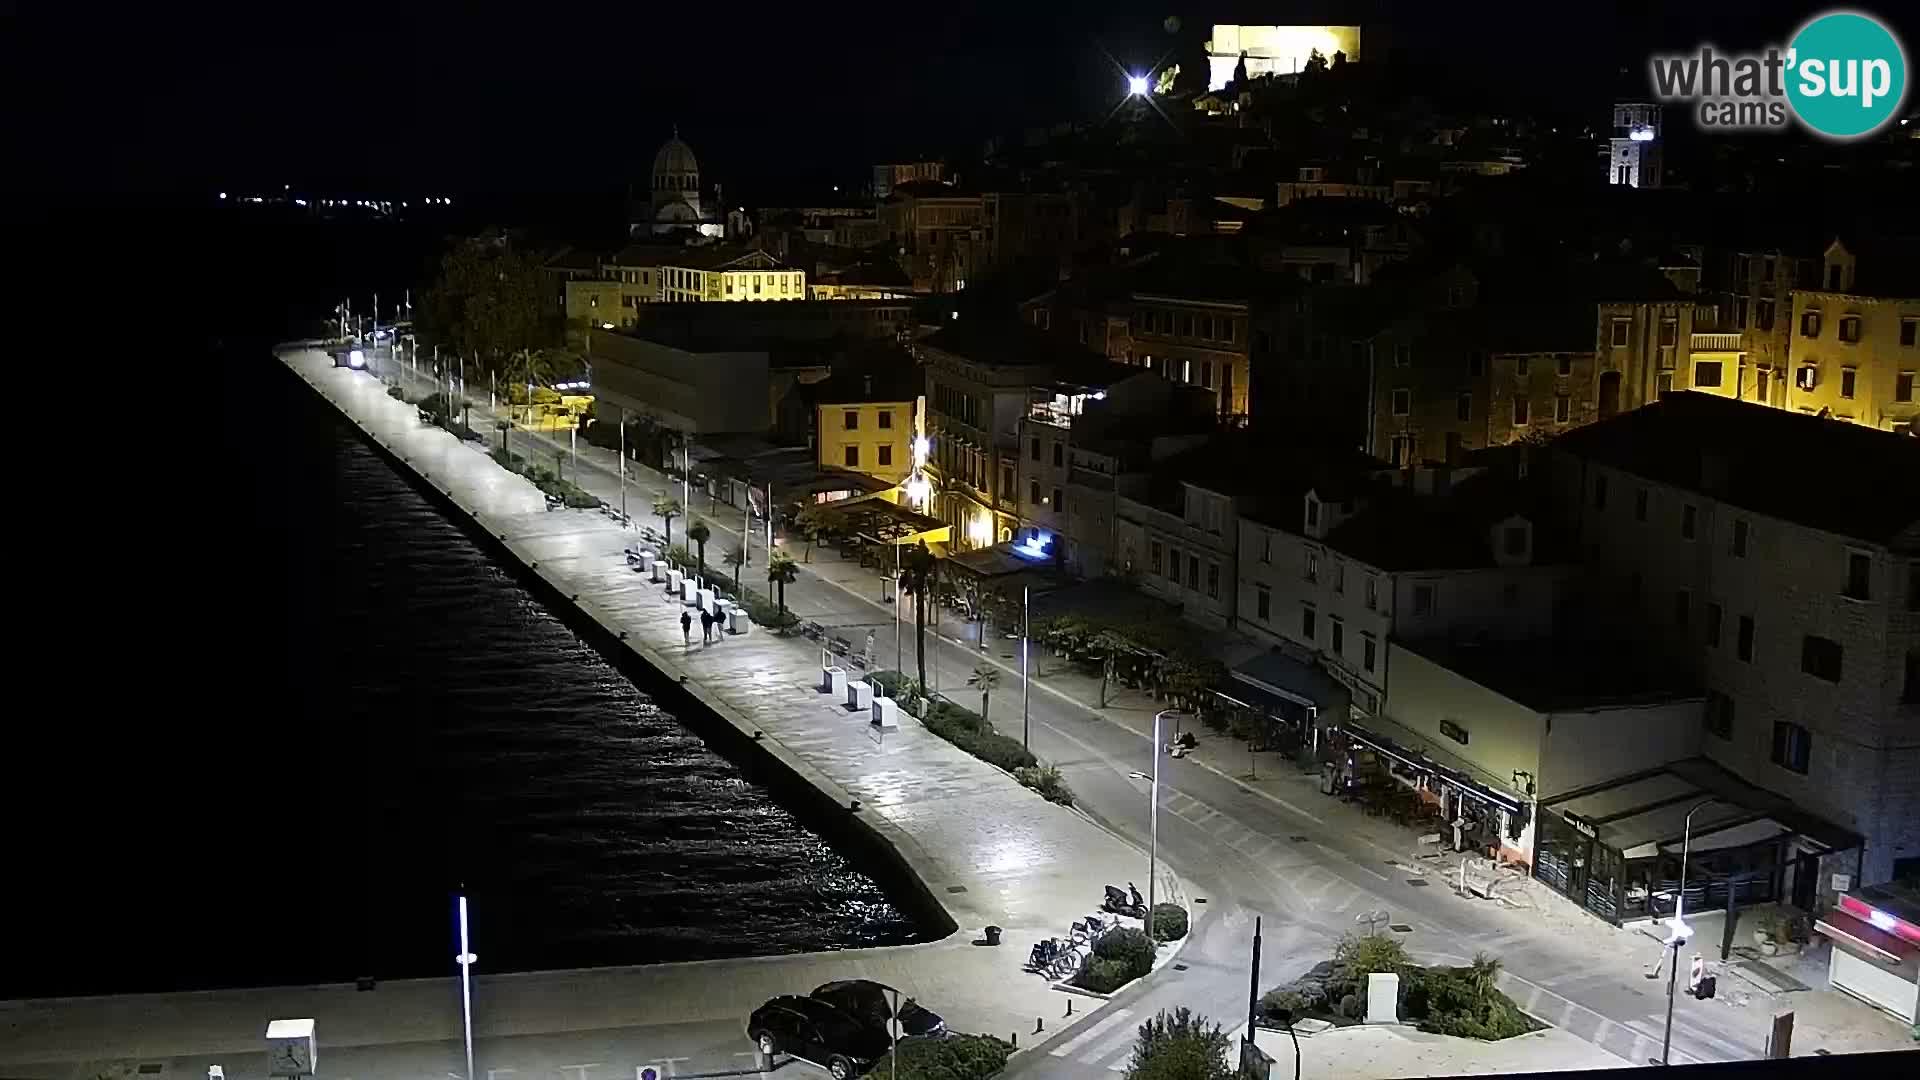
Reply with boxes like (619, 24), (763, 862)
(1692, 333), (1743, 351)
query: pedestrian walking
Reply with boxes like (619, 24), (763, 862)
(681, 610), (692, 645)
(864, 630), (876, 668)
(700, 608), (714, 644)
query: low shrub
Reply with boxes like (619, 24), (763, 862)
(1072, 957), (1136, 994)
(665, 544), (693, 569)
(1260, 989), (1306, 1021)
(1149, 902), (1189, 941)
(1093, 926), (1158, 978)
(870, 1033), (1011, 1080)
(490, 447), (525, 471)
(1338, 993), (1361, 1019)
(737, 592), (798, 633)
(1014, 764), (1075, 807)
(1334, 932), (1409, 978)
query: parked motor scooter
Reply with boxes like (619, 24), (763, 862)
(1102, 882), (1147, 919)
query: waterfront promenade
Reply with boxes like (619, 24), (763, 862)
(0, 349), (1176, 1078)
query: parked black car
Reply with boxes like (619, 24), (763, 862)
(811, 979), (947, 1039)
(746, 995), (892, 1079)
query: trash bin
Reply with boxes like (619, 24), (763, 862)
(984, 925), (1002, 946)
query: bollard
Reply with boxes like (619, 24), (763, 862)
(1035, 1017), (1044, 1034)
(1010, 1033), (1017, 1049)
(1065, 999), (1074, 1017)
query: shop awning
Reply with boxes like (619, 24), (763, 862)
(1341, 720), (1526, 815)
(1816, 909), (1918, 966)
(1226, 649), (1348, 721)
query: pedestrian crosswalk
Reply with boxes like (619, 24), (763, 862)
(1046, 1005), (1140, 1072)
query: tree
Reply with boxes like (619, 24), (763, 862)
(1125, 1008), (1232, 1080)
(967, 664), (1000, 724)
(793, 505), (832, 563)
(765, 550), (799, 614)
(652, 495), (682, 546)
(899, 540), (937, 689)
(420, 232), (556, 370)
(686, 520), (712, 583)
(723, 543), (745, 592)
(1093, 629), (1132, 708)
(506, 347), (564, 426)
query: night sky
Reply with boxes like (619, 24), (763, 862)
(18, 1), (1902, 206)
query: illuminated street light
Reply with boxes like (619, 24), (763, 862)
(1127, 74), (1150, 96)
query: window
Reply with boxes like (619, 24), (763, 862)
(1762, 255), (1776, 283)
(1439, 719), (1470, 746)
(1656, 371), (1674, 398)
(1394, 343), (1412, 367)
(1557, 355), (1573, 376)
(1840, 367), (1857, 399)
(1363, 634), (1377, 673)
(1165, 545), (1180, 581)
(1611, 319), (1631, 347)
(1205, 562), (1220, 599)
(1659, 318), (1678, 347)
(1844, 552), (1871, 600)
(1515, 355), (1531, 376)
(1801, 310), (1822, 338)
(1304, 551), (1319, 584)
(1333, 561), (1346, 595)
(1693, 360), (1723, 387)
(1680, 504), (1697, 540)
(1635, 488), (1649, 522)
(1706, 602), (1723, 647)
(1737, 614), (1755, 662)
(1594, 474), (1609, 510)
(1331, 618), (1344, 656)
(1259, 533), (1272, 564)
(1704, 692), (1734, 739)
(1179, 314), (1193, 337)
(1305, 499), (1320, 529)
(1512, 397), (1530, 425)
(1390, 388), (1411, 416)
(1413, 583), (1436, 615)
(1554, 394), (1571, 422)
(1201, 361), (1213, 389)
(1898, 371), (1916, 402)
(1902, 319), (1918, 347)
(1150, 540), (1163, 576)
(1052, 443), (1064, 467)
(1796, 363), (1818, 391)
(844, 409), (859, 430)
(844, 445), (860, 467)
(1838, 315), (1861, 344)
(1030, 437), (1040, 462)
(1029, 479), (1041, 504)
(1771, 721), (1812, 774)
(1301, 605), (1316, 642)
(1457, 392), (1472, 421)
(1052, 487), (1064, 512)
(1732, 519), (1749, 557)
(878, 410), (893, 429)
(1001, 465), (1014, 495)
(1364, 576), (1378, 611)
(1674, 589), (1690, 629)
(1756, 298), (1775, 331)
(1188, 555), (1200, 590)
(878, 444), (893, 467)
(1256, 585), (1271, 621)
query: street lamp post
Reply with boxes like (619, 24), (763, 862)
(1132, 711), (1177, 942)
(895, 542), (903, 673)
(618, 407), (627, 526)
(1658, 798), (1718, 1066)
(454, 892), (478, 1080)
(1020, 585), (1031, 748)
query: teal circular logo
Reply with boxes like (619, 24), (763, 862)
(1787, 11), (1908, 139)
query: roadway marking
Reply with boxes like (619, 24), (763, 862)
(1049, 1007), (1135, 1057)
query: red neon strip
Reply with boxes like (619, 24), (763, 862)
(1837, 894), (1920, 945)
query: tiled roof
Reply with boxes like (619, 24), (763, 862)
(1552, 392), (1920, 544)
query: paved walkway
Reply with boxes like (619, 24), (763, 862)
(0, 350), (1187, 1076)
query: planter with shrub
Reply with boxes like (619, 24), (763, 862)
(1148, 903), (1189, 941)
(1258, 936), (1540, 1040)
(1072, 926), (1158, 994)
(1013, 764), (1075, 807)
(870, 1033), (1011, 1080)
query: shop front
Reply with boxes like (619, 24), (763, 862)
(1211, 649), (1349, 763)
(1533, 758), (1861, 926)
(1814, 887), (1920, 1023)
(1331, 719), (1532, 866)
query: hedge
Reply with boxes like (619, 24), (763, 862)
(1072, 925), (1158, 994)
(871, 1033), (1012, 1080)
(1149, 903), (1189, 941)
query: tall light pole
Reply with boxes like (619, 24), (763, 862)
(1658, 798), (1717, 1066)
(618, 406), (628, 526)
(894, 541), (903, 673)
(455, 892), (478, 1080)
(1020, 585), (1031, 748)
(1132, 712), (1176, 942)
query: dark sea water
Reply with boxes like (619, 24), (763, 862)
(5, 208), (921, 999)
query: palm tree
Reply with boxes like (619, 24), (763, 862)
(899, 540), (937, 689)
(686, 520), (712, 583)
(968, 664), (1001, 724)
(766, 550), (799, 614)
(652, 495), (681, 546)
(505, 347), (561, 427)
(723, 543), (745, 592)
(793, 506), (830, 563)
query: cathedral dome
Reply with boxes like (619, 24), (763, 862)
(652, 135), (699, 191)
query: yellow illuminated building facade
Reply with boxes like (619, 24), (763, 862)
(817, 398), (918, 485)
(1787, 249), (1920, 433)
(659, 249), (806, 302)
(1206, 24), (1362, 88)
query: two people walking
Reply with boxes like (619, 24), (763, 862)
(682, 607), (717, 644)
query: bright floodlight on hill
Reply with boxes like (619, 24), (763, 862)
(1128, 74), (1149, 96)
